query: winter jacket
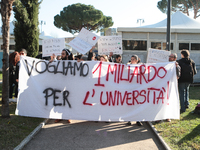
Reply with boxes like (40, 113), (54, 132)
(177, 58), (197, 83)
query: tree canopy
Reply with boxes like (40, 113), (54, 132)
(157, 0), (200, 19)
(54, 3), (114, 34)
(13, 0), (42, 57)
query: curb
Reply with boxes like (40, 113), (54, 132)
(14, 119), (49, 150)
(147, 121), (171, 150)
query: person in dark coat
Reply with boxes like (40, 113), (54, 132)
(177, 49), (197, 113)
(9, 51), (20, 102)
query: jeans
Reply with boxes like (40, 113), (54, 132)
(178, 82), (190, 112)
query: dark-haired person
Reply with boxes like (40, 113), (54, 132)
(108, 52), (114, 62)
(9, 52), (20, 102)
(114, 55), (122, 63)
(49, 49), (74, 62)
(177, 49), (197, 113)
(61, 49), (73, 60)
(19, 48), (27, 56)
(54, 49), (73, 123)
(75, 55), (82, 61)
(87, 46), (96, 61)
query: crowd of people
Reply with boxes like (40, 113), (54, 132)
(8, 47), (197, 126)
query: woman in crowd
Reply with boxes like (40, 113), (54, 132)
(127, 55), (143, 126)
(99, 55), (109, 62)
(54, 48), (73, 123)
(9, 51), (20, 102)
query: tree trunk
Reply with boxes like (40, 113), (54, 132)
(1, 0), (15, 118)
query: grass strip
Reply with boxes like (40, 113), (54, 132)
(153, 86), (200, 150)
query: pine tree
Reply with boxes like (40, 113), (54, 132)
(13, 0), (42, 57)
(54, 3), (114, 34)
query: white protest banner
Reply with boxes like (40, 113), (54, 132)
(68, 28), (99, 54)
(16, 56), (180, 121)
(147, 48), (171, 63)
(98, 36), (123, 55)
(42, 38), (65, 57)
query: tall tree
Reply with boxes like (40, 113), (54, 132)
(157, 0), (200, 19)
(54, 3), (114, 34)
(13, 0), (42, 57)
(1, 0), (15, 118)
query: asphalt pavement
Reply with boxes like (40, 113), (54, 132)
(22, 120), (167, 150)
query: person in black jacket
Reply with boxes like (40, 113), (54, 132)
(54, 49), (73, 123)
(9, 51), (20, 102)
(177, 50), (197, 113)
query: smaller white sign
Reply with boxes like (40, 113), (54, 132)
(98, 36), (123, 55)
(42, 38), (65, 57)
(147, 48), (171, 63)
(68, 28), (99, 54)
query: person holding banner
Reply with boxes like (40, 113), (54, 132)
(50, 48), (74, 62)
(10, 49), (27, 102)
(54, 48), (73, 123)
(108, 52), (114, 62)
(61, 49), (73, 60)
(114, 55), (122, 64)
(127, 55), (143, 126)
(19, 48), (27, 56)
(166, 53), (181, 122)
(9, 52), (20, 102)
(87, 46), (96, 61)
(169, 53), (181, 79)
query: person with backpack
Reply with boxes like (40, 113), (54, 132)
(177, 49), (197, 113)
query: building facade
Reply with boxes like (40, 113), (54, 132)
(117, 11), (200, 82)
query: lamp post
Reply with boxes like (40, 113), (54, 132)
(166, 0), (171, 51)
(137, 19), (144, 26)
(39, 20), (46, 33)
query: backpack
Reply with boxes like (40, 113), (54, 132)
(194, 103), (200, 115)
(179, 61), (194, 83)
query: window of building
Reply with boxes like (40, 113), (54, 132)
(122, 40), (147, 50)
(151, 42), (161, 49)
(1, 45), (15, 50)
(163, 42), (173, 50)
(9, 45), (15, 50)
(191, 43), (200, 50)
(179, 43), (189, 50)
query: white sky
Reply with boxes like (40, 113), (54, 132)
(6, 0), (200, 38)
(38, 0), (167, 37)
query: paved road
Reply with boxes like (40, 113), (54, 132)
(23, 120), (165, 150)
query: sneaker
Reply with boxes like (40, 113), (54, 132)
(136, 121), (142, 126)
(127, 121), (131, 126)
